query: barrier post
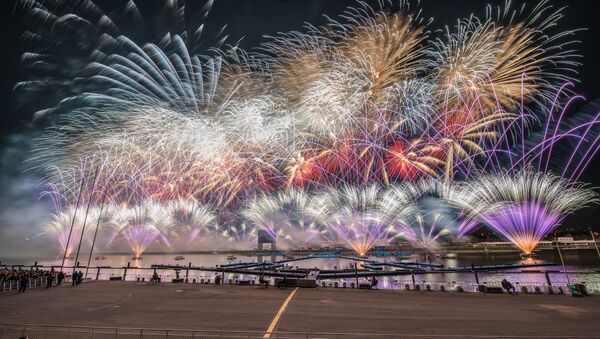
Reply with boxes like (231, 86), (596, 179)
(471, 263), (479, 284)
(545, 271), (552, 286)
(123, 262), (130, 281)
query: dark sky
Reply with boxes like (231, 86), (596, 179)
(0, 0), (598, 232)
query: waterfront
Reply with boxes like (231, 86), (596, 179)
(3, 249), (599, 291)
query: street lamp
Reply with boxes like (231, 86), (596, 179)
(553, 233), (570, 286)
(588, 226), (600, 261)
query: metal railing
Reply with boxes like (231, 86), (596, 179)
(3, 274), (597, 296)
(316, 279), (599, 295)
(2, 324), (600, 339)
(1, 276), (50, 293)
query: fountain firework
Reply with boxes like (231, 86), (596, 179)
(45, 206), (99, 258)
(170, 199), (217, 248)
(381, 181), (468, 250)
(396, 212), (453, 251)
(312, 186), (409, 256)
(456, 171), (598, 254)
(242, 189), (325, 249)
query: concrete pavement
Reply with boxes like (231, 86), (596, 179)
(1, 281), (599, 337)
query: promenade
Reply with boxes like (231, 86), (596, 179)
(1, 281), (600, 337)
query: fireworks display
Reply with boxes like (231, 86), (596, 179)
(19, 0), (599, 256)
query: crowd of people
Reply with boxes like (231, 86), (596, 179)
(1, 266), (524, 295)
(0, 267), (76, 293)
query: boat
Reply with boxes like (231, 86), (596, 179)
(174, 255), (185, 261)
(520, 252), (540, 259)
(131, 256), (142, 260)
(226, 255), (237, 261)
(94, 256), (106, 260)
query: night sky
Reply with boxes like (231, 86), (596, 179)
(0, 0), (598, 248)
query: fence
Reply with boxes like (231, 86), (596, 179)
(317, 279), (600, 295)
(3, 271), (599, 296)
(85, 270), (600, 295)
(3, 262), (599, 295)
(2, 324), (600, 339)
(1, 276), (49, 293)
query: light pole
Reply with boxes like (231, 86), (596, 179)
(72, 166), (100, 280)
(85, 185), (108, 279)
(60, 177), (85, 272)
(554, 234), (570, 286)
(588, 226), (600, 261)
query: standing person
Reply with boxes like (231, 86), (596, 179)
(507, 280), (516, 294)
(501, 279), (513, 294)
(371, 276), (378, 289)
(18, 274), (28, 293)
(57, 271), (64, 286)
(72, 271), (78, 286)
(46, 271), (53, 288)
(78, 271), (84, 285)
